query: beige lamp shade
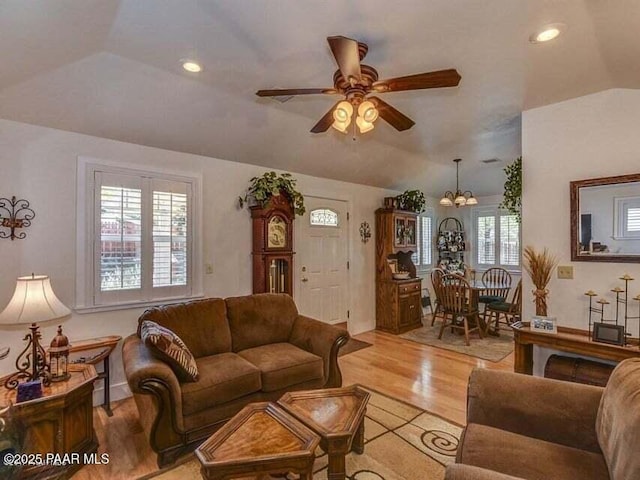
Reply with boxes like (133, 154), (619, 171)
(0, 275), (71, 325)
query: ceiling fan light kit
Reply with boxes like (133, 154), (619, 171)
(440, 158), (477, 208)
(256, 35), (461, 135)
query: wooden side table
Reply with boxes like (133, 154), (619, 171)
(512, 323), (640, 374)
(0, 364), (98, 479)
(68, 335), (121, 416)
(196, 402), (319, 480)
(279, 386), (370, 480)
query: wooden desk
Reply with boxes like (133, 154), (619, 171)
(0, 364), (98, 479)
(512, 323), (640, 374)
(68, 335), (121, 416)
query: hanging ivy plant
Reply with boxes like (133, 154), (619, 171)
(238, 171), (305, 216)
(396, 189), (426, 213)
(500, 157), (522, 223)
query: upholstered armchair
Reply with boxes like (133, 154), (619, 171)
(447, 358), (640, 480)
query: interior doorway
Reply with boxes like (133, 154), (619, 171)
(295, 197), (349, 325)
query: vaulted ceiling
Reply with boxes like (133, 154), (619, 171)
(0, 1), (638, 196)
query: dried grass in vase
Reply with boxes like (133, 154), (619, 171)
(523, 246), (558, 316)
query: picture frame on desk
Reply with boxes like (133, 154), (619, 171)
(531, 316), (558, 334)
(592, 322), (626, 346)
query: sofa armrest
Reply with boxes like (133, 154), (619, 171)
(122, 334), (185, 435)
(289, 315), (349, 387)
(445, 465), (525, 480)
(466, 369), (603, 453)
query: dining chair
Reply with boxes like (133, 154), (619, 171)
(484, 279), (522, 335)
(438, 274), (484, 346)
(479, 268), (512, 305)
(430, 268), (446, 326)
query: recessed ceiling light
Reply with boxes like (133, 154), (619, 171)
(182, 60), (202, 73)
(530, 24), (565, 43)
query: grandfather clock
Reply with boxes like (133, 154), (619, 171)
(251, 193), (295, 295)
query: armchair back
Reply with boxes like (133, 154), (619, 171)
(596, 358), (640, 480)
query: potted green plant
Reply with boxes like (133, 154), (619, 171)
(396, 190), (426, 213)
(238, 171), (305, 216)
(500, 157), (522, 223)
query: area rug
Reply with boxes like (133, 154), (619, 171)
(339, 337), (373, 357)
(399, 322), (514, 362)
(142, 386), (462, 480)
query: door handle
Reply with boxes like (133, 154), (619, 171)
(301, 277), (309, 282)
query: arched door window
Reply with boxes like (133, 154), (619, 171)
(309, 208), (339, 227)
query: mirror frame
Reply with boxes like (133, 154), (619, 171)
(570, 172), (640, 263)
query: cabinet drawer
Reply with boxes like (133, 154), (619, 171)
(398, 282), (421, 294)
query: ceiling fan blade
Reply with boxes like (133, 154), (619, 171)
(370, 96), (415, 131)
(327, 36), (362, 82)
(256, 88), (337, 97)
(310, 101), (341, 133)
(372, 69), (461, 93)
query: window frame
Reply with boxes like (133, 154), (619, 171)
(613, 196), (640, 240)
(76, 157), (203, 313)
(413, 209), (434, 271)
(471, 205), (521, 272)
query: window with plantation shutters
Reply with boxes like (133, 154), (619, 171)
(473, 206), (520, 269)
(412, 211), (433, 268)
(614, 197), (640, 239)
(79, 163), (200, 310)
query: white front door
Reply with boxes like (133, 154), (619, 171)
(295, 197), (349, 325)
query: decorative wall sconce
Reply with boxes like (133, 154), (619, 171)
(359, 221), (372, 243)
(0, 196), (35, 240)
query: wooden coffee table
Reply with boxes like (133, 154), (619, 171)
(278, 386), (370, 480)
(195, 402), (320, 480)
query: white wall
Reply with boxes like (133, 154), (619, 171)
(0, 118), (397, 400)
(522, 89), (640, 373)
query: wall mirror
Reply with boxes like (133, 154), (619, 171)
(570, 173), (640, 263)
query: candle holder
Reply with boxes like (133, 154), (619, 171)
(585, 274), (640, 347)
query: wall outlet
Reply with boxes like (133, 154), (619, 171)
(557, 265), (573, 279)
(205, 263), (214, 275)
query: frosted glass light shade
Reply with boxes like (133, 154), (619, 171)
(356, 116), (374, 133)
(0, 275), (71, 325)
(333, 101), (353, 123)
(454, 195), (467, 206)
(466, 196), (478, 205)
(331, 120), (349, 133)
(358, 101), (378, 123)
(440, 196), (453, 207)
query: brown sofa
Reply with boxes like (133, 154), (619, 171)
(446, 358), (640, 480)
(123, 293), (349, 466)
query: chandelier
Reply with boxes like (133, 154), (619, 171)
(439, 158), (478, 207)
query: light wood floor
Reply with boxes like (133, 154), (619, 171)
(73, 326), (513, 480)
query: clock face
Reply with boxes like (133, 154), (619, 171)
(268, 216), (287, 248)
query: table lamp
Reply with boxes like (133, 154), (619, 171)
(0, 274), (71, 389)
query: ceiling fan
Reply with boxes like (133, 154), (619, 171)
(256, 35), (461, 134)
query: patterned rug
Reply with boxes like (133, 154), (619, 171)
(142, 386), (462, 480)
(399, 321), (514, 362)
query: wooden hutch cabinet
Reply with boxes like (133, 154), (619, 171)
(375, 207), (423, 334)
(251, 193), (295, 295)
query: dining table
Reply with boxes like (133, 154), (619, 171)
(466, 279), (511, 334)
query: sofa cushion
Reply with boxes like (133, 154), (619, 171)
(138, 298), (232, 358)
(596, 358), (640, 480)
(180, 353), (261, 416)
(458, 423), (609, 480)
(226, 293), (299, 352)
(140, 320), (199, 382)
(238, 343), (323, 392)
